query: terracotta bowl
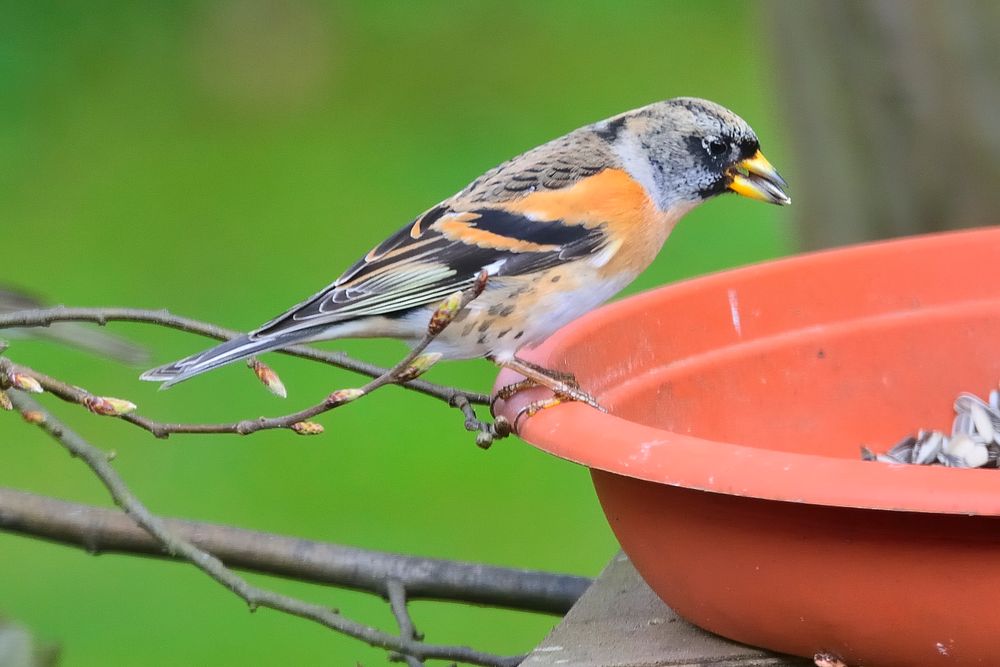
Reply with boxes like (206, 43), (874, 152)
(493, 228), (1000, 666)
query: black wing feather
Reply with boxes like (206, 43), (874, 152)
(251, 207), (605, 339)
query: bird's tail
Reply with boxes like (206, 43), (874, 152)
(140, 332), (303, 389)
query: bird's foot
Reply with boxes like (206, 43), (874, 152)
(491, 378), (539, 411)
(492, 375), (600, 414)
(491, 356), (605, 432)
(513, 396), (567, 432)
(511, 386), (606, 433)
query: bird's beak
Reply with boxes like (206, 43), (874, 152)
(727, 150), (791, 206)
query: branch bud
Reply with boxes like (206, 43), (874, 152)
(21, 410), (45, 424)
(248, 358), (287, 398)
(327, 388), (364, 406)
(290, 421), (324, 435)
(395, 352), (442, 382)
(84, 395), (138, 416)
(0, 390), (11, 411)
(9, 372), (42, 394)
(427, 291), (464, 336)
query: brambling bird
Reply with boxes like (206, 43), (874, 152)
(142, 97), (789, 410)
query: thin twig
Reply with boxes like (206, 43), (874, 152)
(0, 487), (589, 614)
(2, 354), (426, 438)
(4, 391), (522, 667)
(451, 392), (513, 449)
(0, 307), (490, 405)
(387, 579), (425, 667)
(0, 276), (509, 441)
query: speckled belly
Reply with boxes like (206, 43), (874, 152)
(414, 264), (637, 360)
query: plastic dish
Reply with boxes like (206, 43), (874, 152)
(494, 228), (1000, 666)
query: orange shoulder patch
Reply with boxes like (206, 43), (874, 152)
(503, 168), (655, 228)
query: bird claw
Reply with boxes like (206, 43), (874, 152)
(492, 378), (540, 404)
(490, 370), (586, 413)
(511, 388), (606, 433)
(493, 377), (605, 433)
(490, 356), (605, 431)
(553, 384), (605, 412)
(514, 397), (565, 432)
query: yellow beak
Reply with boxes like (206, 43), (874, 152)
(727, 150), (791, 206)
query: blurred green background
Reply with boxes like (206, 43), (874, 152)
(0, 1), (792, 664)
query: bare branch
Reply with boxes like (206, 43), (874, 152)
(0, 276), (511, 444)
(0, 487), (588, 614)
(451, 392), (513, 449)
(0, 276), (534, 659)
(2, 355), (416, 438)
(0, 306), (490, 406)
(3, 391), (523, 667)
(387, 579), (425, 666)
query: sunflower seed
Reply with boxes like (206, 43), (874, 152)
(965, 442), (990, 468)
(887, 435), (917, 462)
(956, 393), (1000, 429)
(944, 433), (975, 457)
(970, 403), (995, 442)
(938, 452), (966, 467)
(864, 382), (1000, 468)
(913, 432), (943, 464)
(940, 433), (990, 468)
(952, 411), (973, 437)
(988, 443), (1000, 467)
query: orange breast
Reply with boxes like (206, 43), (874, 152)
(504, 168), (678, 277)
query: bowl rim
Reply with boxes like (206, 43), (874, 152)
(494, 227), (1000, 516)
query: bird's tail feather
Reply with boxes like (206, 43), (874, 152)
(140, 333), (301, 388)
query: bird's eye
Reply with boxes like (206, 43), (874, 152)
(702, 137), (728, 157)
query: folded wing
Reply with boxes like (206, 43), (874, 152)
(249, 204), (607, 340)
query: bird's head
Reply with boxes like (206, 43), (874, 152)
(598, 97), (790, 211)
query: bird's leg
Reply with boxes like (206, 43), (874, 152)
(489, 358), (583, 416)
(491, 356), (605, 423)
(507, 357), (580, 386)
(492, 378), (539, 403)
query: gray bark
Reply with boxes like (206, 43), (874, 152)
(766, 0), (1000, 249)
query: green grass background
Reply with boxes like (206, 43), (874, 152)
(0, 1), (794, 664)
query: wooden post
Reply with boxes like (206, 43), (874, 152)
(765, 0), (1000, 249)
